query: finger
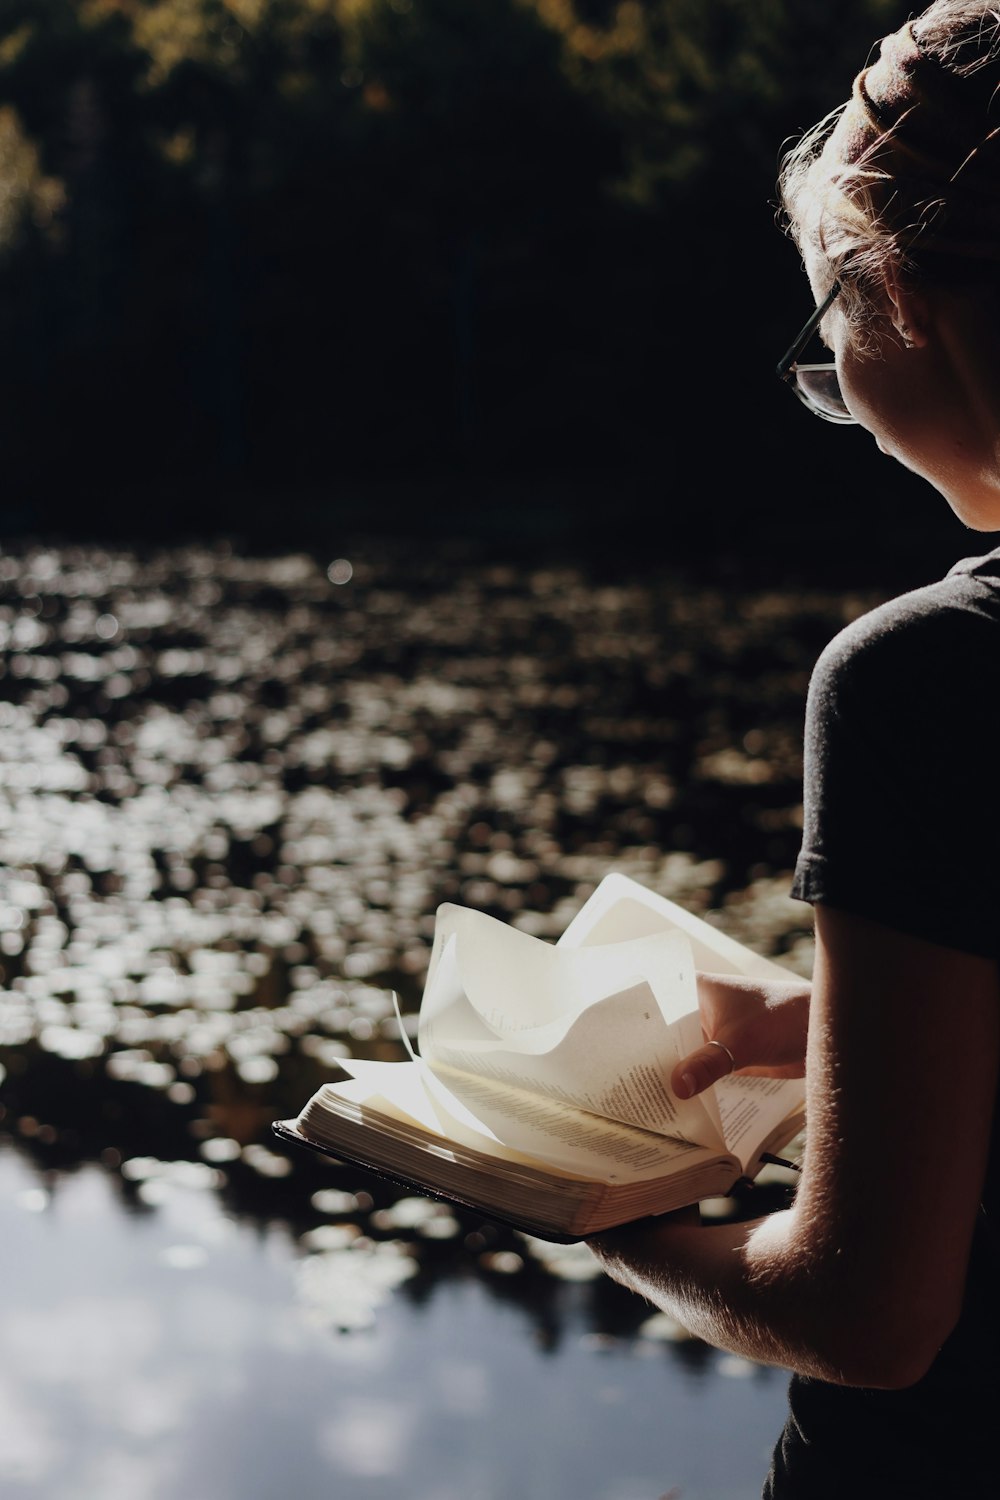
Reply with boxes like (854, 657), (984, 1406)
(671, 1042), (735, 1099)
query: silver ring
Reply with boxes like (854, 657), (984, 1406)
(707, 1039), (736, 1074)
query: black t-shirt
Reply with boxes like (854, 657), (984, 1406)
(764, 547), (1000, 1499)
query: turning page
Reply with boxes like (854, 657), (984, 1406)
(558, 874), (805, 1165)
(417, 903), (726, 1151)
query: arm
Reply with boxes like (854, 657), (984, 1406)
(590, 904), (999, 1388)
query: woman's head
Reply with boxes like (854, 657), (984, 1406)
(780, 2), (1000, 527)
(781, 2), (1000, 326)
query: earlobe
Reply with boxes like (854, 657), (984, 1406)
(881, 267), (930, 349)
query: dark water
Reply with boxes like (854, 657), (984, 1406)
(0, 538), (894, 1499)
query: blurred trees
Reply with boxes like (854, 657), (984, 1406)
(0, 0), (913, 540)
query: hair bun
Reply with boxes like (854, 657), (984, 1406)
(828, 18), (1000, 260)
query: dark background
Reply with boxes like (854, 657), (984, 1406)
(0, 0), (984, 572)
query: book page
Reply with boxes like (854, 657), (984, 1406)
(422, 903), (706, 1037)
(426, 981), (711, 1140)
(329, 1057), (502, 1144)
(328, 1057), (722, 1185)
(417, 907), (725, 1150)
(712, 1073), (805, 1165)
(427, 1064), (715, 1183)
(555, 874), (807, 1167)
(559, 872), (794, 981)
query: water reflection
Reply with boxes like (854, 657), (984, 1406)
(0, 540), (873, 1497)
(0, 1144), (789, 1500)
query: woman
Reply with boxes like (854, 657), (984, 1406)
(588, 4), (1000, 1495)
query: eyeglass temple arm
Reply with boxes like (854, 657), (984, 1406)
(775, 279), (842, 380)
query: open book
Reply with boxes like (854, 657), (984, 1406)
(273, 874), (806, 1242)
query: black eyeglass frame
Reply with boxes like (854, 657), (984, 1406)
(776, 280), (857, 425)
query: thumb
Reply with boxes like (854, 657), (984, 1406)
(672, 1040), (735, 1099)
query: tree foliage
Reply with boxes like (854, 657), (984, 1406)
(0, 0), (914, 532)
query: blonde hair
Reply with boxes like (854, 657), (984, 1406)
(780, 2), (1000, 332)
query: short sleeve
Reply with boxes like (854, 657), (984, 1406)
(791, 584), (1000, 959)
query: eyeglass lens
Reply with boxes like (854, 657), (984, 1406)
(777, 279), (858, 425)
(792, 363), (855, 424)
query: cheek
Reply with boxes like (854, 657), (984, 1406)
(838, 346), (963, 487)
(837, 360), (885, 437)
(837, 347), (911, 453)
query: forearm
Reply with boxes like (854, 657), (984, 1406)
(593, 910), (997, 1391)
(590, 1208), (846, 1381)
(589, 1201), (947, 1389)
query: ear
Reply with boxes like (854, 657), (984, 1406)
(881, 266), (931, 349)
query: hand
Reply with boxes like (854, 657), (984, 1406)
(587, 1202), (702, 1267)
(672, 973), (810, 1099)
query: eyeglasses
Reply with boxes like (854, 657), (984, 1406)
(776, 280), (857, 424)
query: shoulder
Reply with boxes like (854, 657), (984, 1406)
(794, 552), (1000, 957)
(809, 559), (1000, 714)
